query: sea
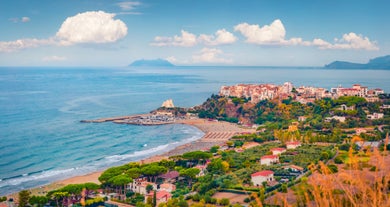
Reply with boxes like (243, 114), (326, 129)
(1, 66), (390, 195)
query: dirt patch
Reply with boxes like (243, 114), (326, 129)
(212, 192), (249, 204)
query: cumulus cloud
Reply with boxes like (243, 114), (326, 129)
(42, 55), (67, 62)
(151, 29), (237, 47)
(192, 48), (232, 63)
(1, 11), (128, 52)
(198, 29), (237, 45)
(0, 38), (53, 52)
(234, 19), (378, 50)
(313, 32), (378, 50)
(56, 11), (128, 45)
(151, 30), (197, 47)
(234, 19), (287, 44)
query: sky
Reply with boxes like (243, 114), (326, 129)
(0, 0), (389, 66)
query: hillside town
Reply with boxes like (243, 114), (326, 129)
(219, 83), (385, 104)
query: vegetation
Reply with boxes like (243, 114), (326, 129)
(11, 92), (390, 207)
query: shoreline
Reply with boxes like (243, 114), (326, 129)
(6, 118), (255, 199)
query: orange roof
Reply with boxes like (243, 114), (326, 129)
(286, 141), (301, 145)
(270, 148), (286, 152)
(261, 155), (278, 160)
(251, 170), (274, 177)
(147, 190), (172, 199)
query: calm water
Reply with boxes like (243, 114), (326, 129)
(1, 66), (389, 195)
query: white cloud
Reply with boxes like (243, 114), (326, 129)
(314, 32), (378, 50)
(165, 56), (178, 63)
(56, 11), (128, 45)
(192, 48), (232, 64)
(21, 17), (30, 22)
(9, 17), (30, 23)
(42, 55), (67, 62)
(234, 19), (378, 50)
(117, 1), (141, 10)
(0, 38), (53, 52)
(234, 19), (288, 45)
(151, 30), (197, 47)
(199, 29), (237, 45)
(152, 29), (237, 47)
(1, 11), (128, 52)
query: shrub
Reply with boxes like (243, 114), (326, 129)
(219, 198), (230, 206)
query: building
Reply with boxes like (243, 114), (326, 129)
(159, 183), (176, 193)
(286, 141), (301, 149)
(251, 170), (274, 186)
(283, 165), (304, 172)
(339, 104), (355, 111)
(145, 190), (172, 205)
(298, 116), (307, 122)
(127, 178), (157, 195)
(367, 113), (384, 120)
(325, 116), (346, 123)
(159, 171), (180, 183)
(260, 155), (279, 165)
(270, 148), (286, 155)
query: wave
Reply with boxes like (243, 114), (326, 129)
(0, 124), (204, 195)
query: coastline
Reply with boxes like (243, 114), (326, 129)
(6, 118), (254, 199)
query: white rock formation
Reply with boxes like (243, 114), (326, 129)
(161, 99), (174, 108)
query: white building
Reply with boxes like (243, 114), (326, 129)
(127, 178), (157, 195)
(367, 113), (384, 120)
(286, 141), (301, 149)
(251, 170), (274, 186)
(260, 155), (279, 165)
(270, 148), (286, 155)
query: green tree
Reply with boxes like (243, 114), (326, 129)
(180, 167), (201, 186)
(141, 164), (168, 182)
(153, 190), (157, 207)
(29, 195), (48, 207)
(110, 174), (133, 198)
(146, 184), (154, 193)
(18, 190), (31, 207)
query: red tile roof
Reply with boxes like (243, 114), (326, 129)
(147, 190), (172, 199)
(159, 171), (179, 179)
(251, 170), (274, 177)
(286, 141), (301, 146)
(261, 155), (278, 160)
(270, 148), (286, 152)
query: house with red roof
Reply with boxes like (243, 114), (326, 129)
(127, 177), (157, 195)
(286, 141), (301, 149)
(283, 165), (304, 173)
(251, 170), (274, 186)
(159, 183), (176, 192)
(260, 155), (279, 165)
(270, 147), (286, 155)
(159, 170), (180, 183)
(145, 190), (172, 205)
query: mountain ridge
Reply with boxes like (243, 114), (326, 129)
(325, 55), (390, 69)
(129, 59), (175, 67)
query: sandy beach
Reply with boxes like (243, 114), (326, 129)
(7, 118), (254, 198)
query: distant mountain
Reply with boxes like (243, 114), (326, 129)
(129, 59), (175, 67)
(325, 55), (390, 69)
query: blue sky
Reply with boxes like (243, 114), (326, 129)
(0, 0), (389, 66)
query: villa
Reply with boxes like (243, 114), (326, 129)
(270, 148), (286, 155)
(286, 141), (301, 149)
(251, 170), (274, 186)
(145, 190), (172, 205)
(367, 113), (384, 120)
(260, 155), (279, 165)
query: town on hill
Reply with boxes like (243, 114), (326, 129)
(8, 82), (390, 207)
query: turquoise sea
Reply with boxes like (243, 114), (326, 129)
(1, 66), (390, 195)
